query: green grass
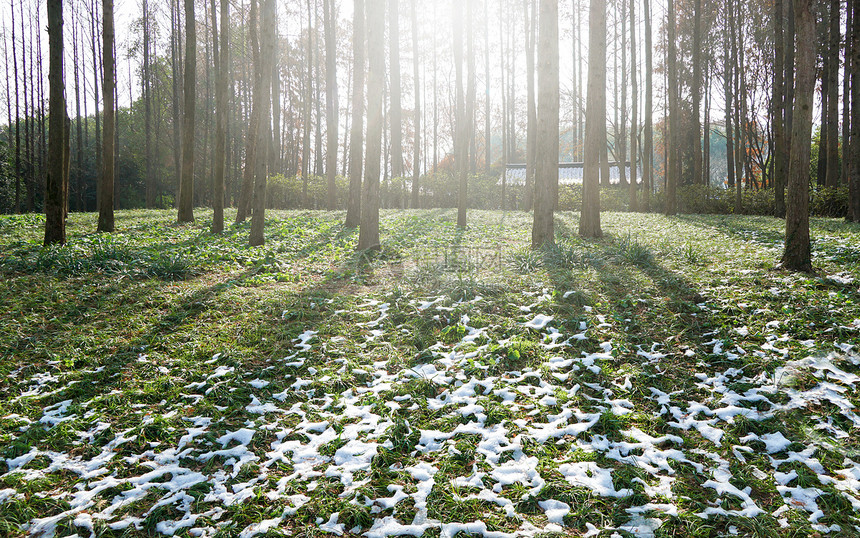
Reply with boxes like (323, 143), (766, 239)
(1, 208), (860, 537)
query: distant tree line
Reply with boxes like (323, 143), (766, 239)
(0, 0), (856, 270)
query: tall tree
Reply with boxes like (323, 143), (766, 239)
(531, 0), (560, 247)
(324, 0), (339, 209)
(617, 0), (628, 189)
(844, 0), (853, 188)
(825, 0), (840, 188)
(98, 0), (115, 232)
(236, 0), (261, 224)
(170, 0), (182, 214)
(271, 15), (281, 175)
(849, 0), (860, 221)
(358, 0), (385, 250)
(44, 0), (65, 245)
(691, 0), (703, 187)
(212, 0), (229, 233)
(143, 0), (154, 208)
(732, 0), (743, 210)
(21, 0), (31, 213)
(453, 0), (468, 227)
(499, 1), (508, 208)
(774, 0), (788, 217)
(629, 0), (638, 211)
(818, 2), (831, 188)
(410, 0), (421, 207)
(580, 0), (605, 237)
(466, 0), (477, 197)
(71, 5), (83, 211)
(483, 0), (491, 171)
(389, 0), (404, 179)
(725, 0), (736, 207)
(249, 0), (276, 246)
(3, 26), (13, 209)
(10, 0), (21, 213)
(178, 0), (197, 223)
(301, 0), (313, 205)
(665, 0), (678, 215)
(643, 0), (652, 210)
(781, 0), (815, 272)
(524, 0), (537, 211)
(345, 0), (366, 227)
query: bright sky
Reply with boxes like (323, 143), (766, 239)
(0, 0), (701, 137)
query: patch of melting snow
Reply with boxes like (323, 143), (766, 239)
(523, 314), (553, 330)
(538, 499), (570, 525)
(826, 273), (855, 285)
(558, 461), (633, 497)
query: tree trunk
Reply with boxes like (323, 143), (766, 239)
(143, 0), (154, 208)
(324, 0), (339, 210)
(774, 0), (787, 217)
(782, 0), (815, 272)
(580, 0), (605, 238)
(454, 0), (468, 227)
(786, 0), (795, 165)
(10, 0), (21, 213)
(692, 0), (702, 187)
(314, 25), (324, 179)
(484, 0), (491, 171)
(629, 0), (638, 211)
(466, 0), (476, 205)
(819, 10), (830, 189)
(359, 0), (384, 250)
(665, 0), (678, 215)
(499, 2), (507, 209)
(271, 30), (281, 174)
(36, 6), (46, 210)
(850, 0), (860, 221)
(249, 0), (276, 246)
(433, 6), (438, 175)
(302, 0), (313, 206)
(236, 0), (261, 224)
(703, 65), (711, 188)
(825, 0), (840, 188)
(345, 0), (366, 227)
(725, 0), (736, 198)
(212, 0), (228, 233)
(844, 0), (853, 190)
(532, 0), (559, 247)
(410, 0), (421, 208)
(44, 0), (65, 245)
(389, 0), (404, 180)
(733, 1), (743, 210)
(98, 0), (115, 232)
(4, 22), (14, 211)
(71, 14), (83, 211)
(524, 0), (537, 211)
(643, 0), (652, 211)
(178, 0), (196, 223)
(170, 0), (182, 214)
(618, 0), (628, 188)
(63, 114), (70, 220)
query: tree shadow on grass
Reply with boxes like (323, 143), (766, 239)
(2, 216), (371, 414)
(548, 217), (716, 359)
(674, 214), (786, 249)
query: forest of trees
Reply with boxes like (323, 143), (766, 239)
(0, 0), (858, 271)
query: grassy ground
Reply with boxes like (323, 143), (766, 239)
(1, 209), (860, 538)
